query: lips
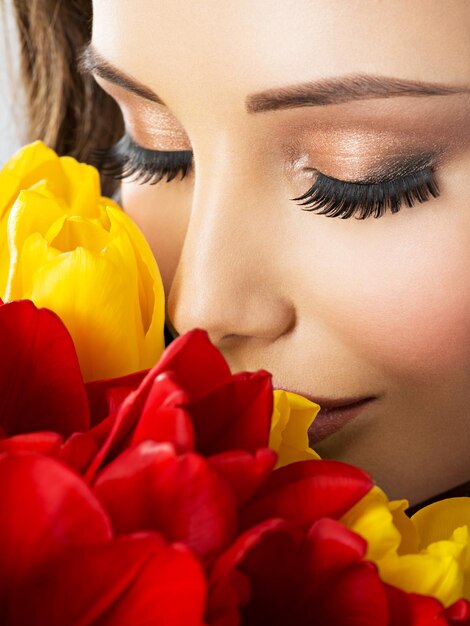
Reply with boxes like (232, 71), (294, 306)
(307, 396), (374, 445)
(274, 389), (375, 446)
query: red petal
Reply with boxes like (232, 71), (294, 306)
(131, 373), (194, 452)
(94, 441), (238, 561)
(6, 535), (207, 626)
(87, 330), (231, 476)
(132, 405), (195, 452)
(87, 331), (265, 478)
(0, 300), (89, 437)
(85, 369), (160, 479)
(383, 585), (415, 626)
(60, 432), (99, 473)
(0, 452), (111, 598)
(444, 599), (470, 624)
(86, 368), (148, 427)
(0, 431), (63, 456)
(310, 562), (389, 626)
(405, 594), (449, 626)
(242, 459), (373, 530)
(211, 518), (302, 581)
(185, 371), (273, 455)
(89, 412), (116, 448)
(151, 329), (232, 400)
(296, 519), (390, 625)
(304, 518), (368, 580)
(208, 519), (302, 626)
(208, 449), (277, 506)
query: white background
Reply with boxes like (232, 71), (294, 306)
(0, 1), (24, 167)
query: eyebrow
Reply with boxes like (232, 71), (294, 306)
(79, 44), (470, 113)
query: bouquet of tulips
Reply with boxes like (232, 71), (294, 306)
(0, 141), (469, 626)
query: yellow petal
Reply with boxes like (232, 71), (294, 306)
(105, 202), (165, 364)
(1, 142), (165, 380)
(28, 246), (143, 382)
(49, 216), (111, 253)
(389, 498), (419, 555)
(411, 498), (470, 550)
(270, 390), (321, 468)
(4, 191), (64, 300)
(341, 485), (403, 561)
(378, 550), (464, 607)
(0, 141), (61, 216)
(58, 156), (101, 217)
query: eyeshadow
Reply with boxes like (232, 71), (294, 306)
(280, 95), (470, 182)
(349, 150), (444, 185)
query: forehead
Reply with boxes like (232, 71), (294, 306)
(91, 0), (470, 111)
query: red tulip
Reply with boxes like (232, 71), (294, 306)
(208, 514), (470, 626)
(86, 329), (273, 479)
(1, 302), (467, 626)
(208, 517), (389, 626)
(0, 300), (89, 437)
(0, 452), (206, 626)
(94, 440), (238, 562)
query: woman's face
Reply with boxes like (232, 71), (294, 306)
(90, 0), (470, 504)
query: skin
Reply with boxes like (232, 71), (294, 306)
(90, 0), (470, 505)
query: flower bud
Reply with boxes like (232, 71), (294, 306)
(0, 141), (165, 382)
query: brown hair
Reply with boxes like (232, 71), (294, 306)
(4, 0), (123, 196)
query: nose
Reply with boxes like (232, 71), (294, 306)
(166, 157), (295, 351)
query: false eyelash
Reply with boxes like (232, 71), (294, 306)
(91, 134), (193, 185)
(290, 167), (440, 219)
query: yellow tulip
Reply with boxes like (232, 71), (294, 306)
(341, 484), (470, 607)
(270, 390), (321, 468)
(0, 141), (165, 382)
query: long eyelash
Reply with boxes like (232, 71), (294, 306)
(90, 134), (193, 185)
(290, 167), (440, 219)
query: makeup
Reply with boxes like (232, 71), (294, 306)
(273, 390), (375, 445)
(307, 396), (375, 445)
(282, 93), (470, 184)
(94, 74), (191, 151)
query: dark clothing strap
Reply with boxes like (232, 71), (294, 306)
(405, 480), (470, 517)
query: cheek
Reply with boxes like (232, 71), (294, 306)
(120, 180), (191, 295)
(311, 206), (470, 381)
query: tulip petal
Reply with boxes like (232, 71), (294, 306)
(7, 535), (206, 626)
(310, 563), (389, 626)
(94, 441), (238, 560)
(150, 328), (232, 400)
(0, 141), (61, 216)
(208, 449), (277, 506)
(0, 300), (89, 436)
(0, 431), (63, 456)
(404, 593), (450, 626)
(340, 485), (404, 561)
(270, 390), (320, 468)
(0, 149), (165, 383)
(131, 372), (194, 452)
(378, 550), (464, 608)
(87, 330), (238, 475)
(0, 141), (64, 296)
(28, 245), (143, 381)
(85, 368), (148, 426)
(60, 432), (99, 473)
(208, 519), (302, 626)
(242, 459), (373, 530)
(305, 517), (368, 578)
(0, 452), (111, 597)
(58, 156), (101, 217)
(443, 598), (470, 624)
(105, 203), (165, 364)
(411, 498), (470, 551)
(186, 370), (273, 455)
